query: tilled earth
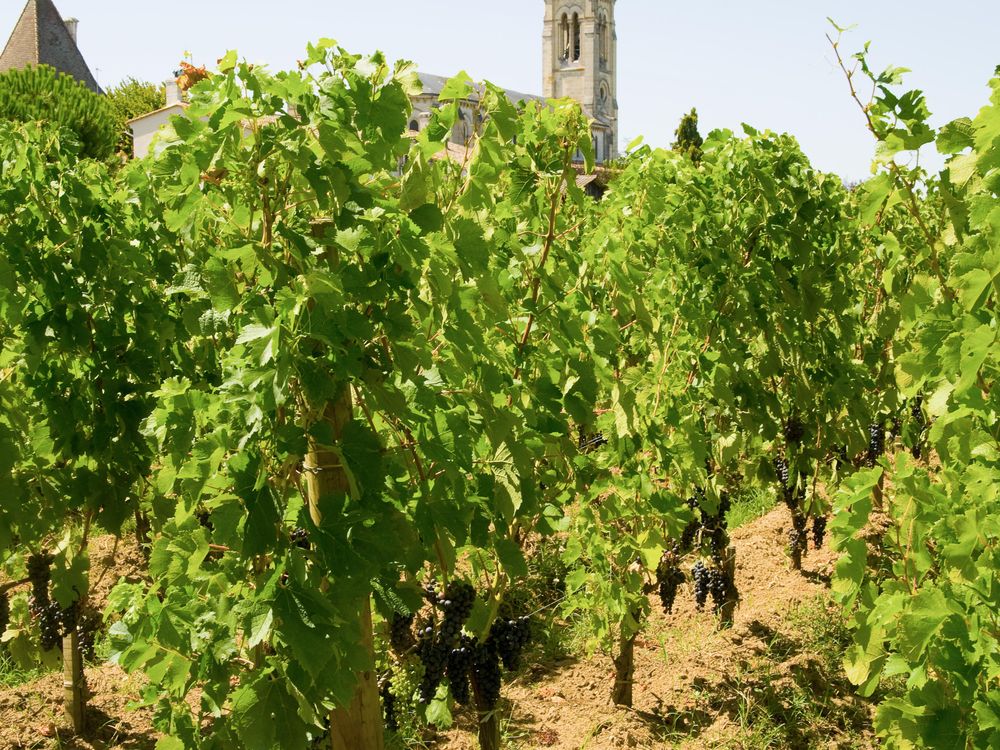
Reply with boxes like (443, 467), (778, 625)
(0, 507), (877, 749)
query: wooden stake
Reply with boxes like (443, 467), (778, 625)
(306, 389), (384, 750)
(329, 601), (384, 750)
(306, 219), (384, 750)
(62, 631), (85, 733)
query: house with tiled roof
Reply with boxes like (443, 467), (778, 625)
(128, 0), (618, 195)
(0, 0), (100, 92)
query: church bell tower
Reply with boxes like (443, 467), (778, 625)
(542, 0), (618, 162)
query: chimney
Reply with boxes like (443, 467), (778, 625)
(63, 17), (79, 43)
(165, 79), (183, 106)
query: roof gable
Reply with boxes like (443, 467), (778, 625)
(0, 0), (100, 92)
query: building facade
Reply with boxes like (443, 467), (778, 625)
(127, 2), (621, 165)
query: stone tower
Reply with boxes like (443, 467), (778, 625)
(542, 0), (618, 161)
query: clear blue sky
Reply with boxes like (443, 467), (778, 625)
(3, 1), (997, 179)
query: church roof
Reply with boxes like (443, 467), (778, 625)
(416, 72), (546, 106)
(0, 0), (100, 92)
(416, 72), (613, 129)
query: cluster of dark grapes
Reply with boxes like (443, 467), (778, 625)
(446, 635), (476, 706)
(415, 625), (449, 704)
(471, 640), (503, 710)
(784, 417), (805, 445)
(439, 582), (475, 642)
(680, 492), (702, 550)
(775, 455), (810, 560)
(867, 422), (885, 467)
(380, 681), (398, 731)
(26, 553), (102, 658)
(290, 528), (311, 550)
(401, 582), (533, 714)
(691, 559), (734, 614)
(461, 616), (531, 711)
(677, 487), (738, 616)
(691, 560), (710, 610)
(774, 457), (790, 491)
(488, 614), (531, 671)
(704, 494), (730, 558)
(27, 553), (62, 651)
(389, 612), (415, 654)
(74, 607), (102, 662)
(812, 516), (828, 549)
(414, 580), (477, 704)
(57, 602), (101, 661)
(708, 567), (729, 611)
(788, 511), (809, 559)
(909, 396), (926, 459)
(680, 488), (730, 554)
(449, 614), (531, 711)
(655, 549), (685, 614)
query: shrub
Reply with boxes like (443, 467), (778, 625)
(0, 64), (117, 159)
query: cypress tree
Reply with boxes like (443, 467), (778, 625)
(672, 107), (704, 164)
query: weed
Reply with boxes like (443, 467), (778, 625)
(726, 489), (777, 529)
(0, 650), (49, 688)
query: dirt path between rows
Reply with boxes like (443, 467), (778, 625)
(0, 506), (877, 749)
(437, 506), (877, 749)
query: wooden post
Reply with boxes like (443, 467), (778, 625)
(306, 219), (384, 750)
(305, 389), (384, 750)
(329, 601), (384, 750)
(62, 631), (85, 733)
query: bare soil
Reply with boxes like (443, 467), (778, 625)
(0, 534), (156, 750)
(434, 506), (876, 750)
(0, 507), (877, 750)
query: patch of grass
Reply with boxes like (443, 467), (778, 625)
(785, 595), (853, 671)
(0, 650), (50, 688)
(726, 488), (777, 529)
(719, 600), (873, 749)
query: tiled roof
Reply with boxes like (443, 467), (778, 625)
(415, 72), (546, 106)
(0, 0), (100, 92)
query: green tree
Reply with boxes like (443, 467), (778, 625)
(106, 77), (165, 155)
(672, 107), (704, 163)
(0, 65), (117, 160)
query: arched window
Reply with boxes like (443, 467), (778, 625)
(572, 13), (581, 61)
(409, 119), (419, 132)
(560, 14), (570, 60)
